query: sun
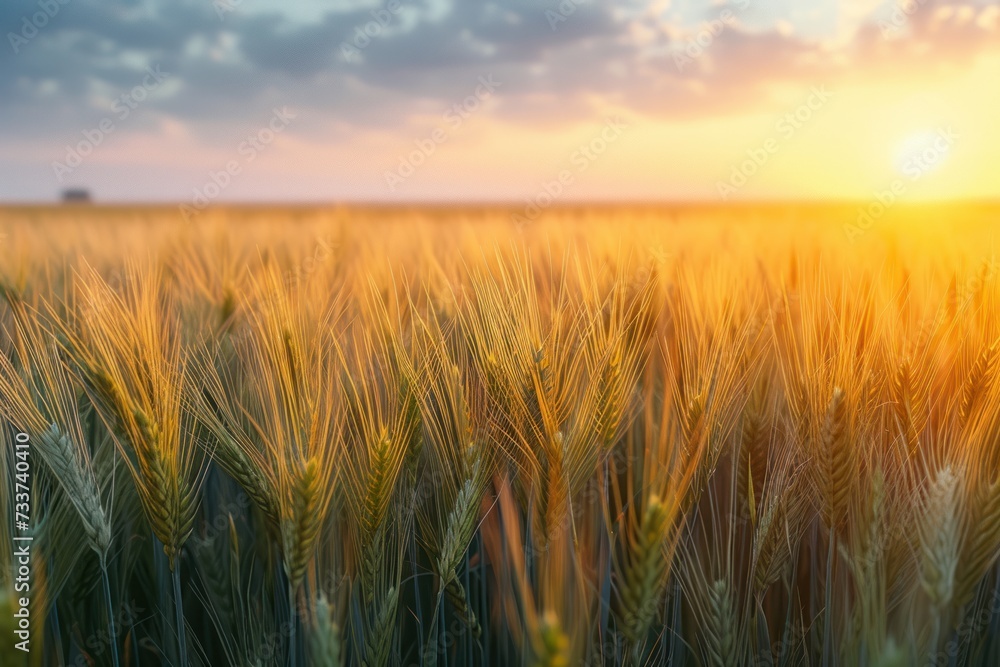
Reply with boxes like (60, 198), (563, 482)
(893, 130), (954, 178)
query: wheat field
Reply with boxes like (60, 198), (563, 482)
(1, 204), (1000, 666)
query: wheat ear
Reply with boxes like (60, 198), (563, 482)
(816, 387), (853, 533)
(920, 465), (962, 609)
(363, 585), (398, 667)
(958, 342), (997, 427)
(309, 593), (343, 667)
(955, 477), (1000, 607)
(618, 495), (670, 644)
(281, 457), (323, 593)
(38, 424), (112, 560)
(39, 424), (120, 667)
(705, 578), (736, 667)
(436, 474), (484, 635)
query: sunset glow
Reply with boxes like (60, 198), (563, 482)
(2, 1), (998, 204)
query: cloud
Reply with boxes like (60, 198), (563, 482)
(1, 0), (998, 149)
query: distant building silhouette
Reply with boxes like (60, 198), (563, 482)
(61, 188), (92, 203)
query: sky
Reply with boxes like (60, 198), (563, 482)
(1, 0), (998, 204)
